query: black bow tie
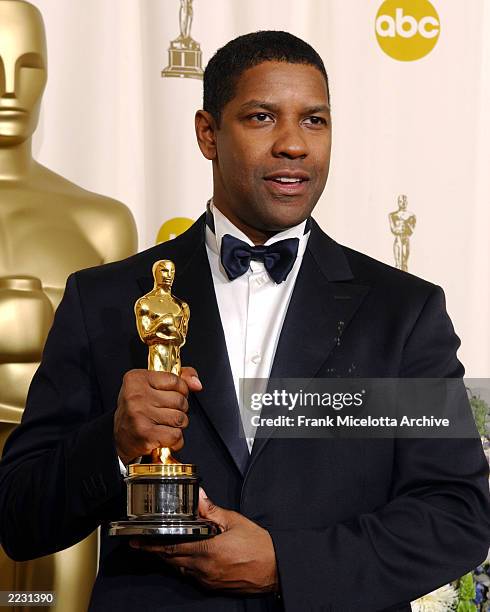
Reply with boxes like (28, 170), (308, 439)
(220, 234), (299, 284)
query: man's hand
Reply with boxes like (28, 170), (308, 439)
(130, 489), (279, 594)
(114, 367), (202, 465)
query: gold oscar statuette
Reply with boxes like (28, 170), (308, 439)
(161, 0), (203, 80)
(109, 260), (217, 539)
(389, 194), (416, 272)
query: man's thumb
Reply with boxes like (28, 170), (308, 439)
(198, 488), (231, 531)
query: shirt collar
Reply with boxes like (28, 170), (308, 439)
(205, 199), (309, 258)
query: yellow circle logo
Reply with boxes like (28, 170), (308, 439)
(375, 0), (440, 61)
(156, 217), (194, 244)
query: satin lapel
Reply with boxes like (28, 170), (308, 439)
(247, 221), (370, 469)
(176, 247), (250, 476)
(136, 216), (249, 476)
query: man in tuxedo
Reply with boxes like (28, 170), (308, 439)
(1, 31), (489, 612)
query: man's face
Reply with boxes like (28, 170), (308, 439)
(197, 61), (332, 239)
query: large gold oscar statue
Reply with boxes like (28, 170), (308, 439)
(0, 2), (138, 610)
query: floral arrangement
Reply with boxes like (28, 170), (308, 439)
(411, 583), (458, 611)
(412, 390), (490, 611)
(412, 568), (490, 612)
(473, 565), (490, 610)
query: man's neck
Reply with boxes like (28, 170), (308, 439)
(207, 199), (308, 261)
(211, 201), (290, 246)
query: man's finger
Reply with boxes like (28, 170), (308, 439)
(147, 371), (190, 395)
(180, 366), (202, 391)
(146, 406), (189, 428)
(180, 366), (199, 379)
(131, 537), (210, 558)
(198, 488), (234, 532)
(162, 538), (211, 557)
(146, 389), (189, 414)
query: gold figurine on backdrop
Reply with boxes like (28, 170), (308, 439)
(179, 0), (194, 42)
(162, 0), (204, 80)
(135, 260), (190, 465)
(389, 194), (416, 272)
(0, 1), (137, 609)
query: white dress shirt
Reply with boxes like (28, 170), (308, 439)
(205, 202), (309, 451)
(119, 202), (310, 473)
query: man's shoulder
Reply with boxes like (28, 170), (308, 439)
(337, 243), (448, 329)
(310, 219), (439, 300)
(74, 243), (163, 284)
(71, 216), (205, 294)
(342, 244), (436, 295)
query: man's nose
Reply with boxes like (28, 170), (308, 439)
(271, 122), (308, 160)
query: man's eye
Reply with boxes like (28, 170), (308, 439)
(304, 116), (327, 126)
(250, 113), (273, 122)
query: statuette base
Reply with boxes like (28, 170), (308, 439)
(162, 41), (203, 80)
(109, 462), (217, 540)
(108, 519), (217, 539)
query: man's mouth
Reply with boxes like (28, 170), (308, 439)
(263, 171), (310, 195)
(269, 177), (305, 184)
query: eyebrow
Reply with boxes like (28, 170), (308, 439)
(238, 100), (330, 114)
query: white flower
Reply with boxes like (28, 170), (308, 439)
(411, 584), (458, 612)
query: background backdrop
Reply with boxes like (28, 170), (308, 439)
(29, 0), (490, 377)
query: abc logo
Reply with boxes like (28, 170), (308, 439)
(375, 0), (440, 61)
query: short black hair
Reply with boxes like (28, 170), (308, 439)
(203, 30), (330, 125)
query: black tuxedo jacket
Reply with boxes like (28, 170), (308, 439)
(1, 214), (489, 612)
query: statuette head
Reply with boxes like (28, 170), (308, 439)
(152, 260), (175, 289)
(397, 194), (408, 210)
(0, 0), (47, 145)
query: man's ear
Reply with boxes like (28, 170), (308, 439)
(195, 110), (218, 160)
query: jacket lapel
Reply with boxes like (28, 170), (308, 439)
(247, 219), (370, 468)
(136, 215), (249, 476)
